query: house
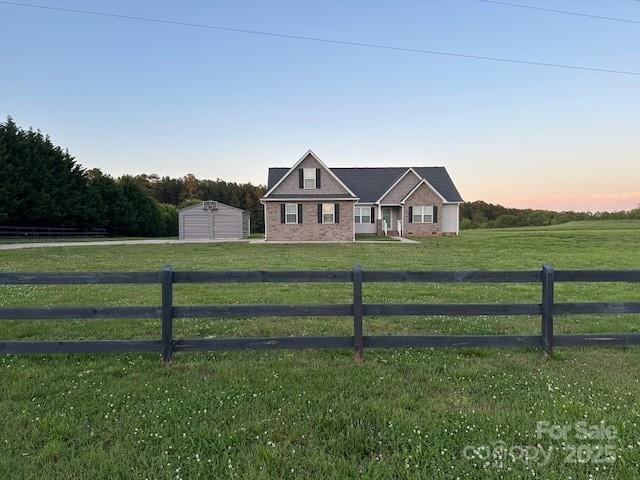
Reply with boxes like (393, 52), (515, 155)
(261, 150), (463, 242)
(179, 201), (250, 240)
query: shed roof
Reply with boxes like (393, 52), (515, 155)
(178, 201), (248, 213)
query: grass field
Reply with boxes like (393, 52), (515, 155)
(486, 219), (640, 232)
(1, 221), (640, 478)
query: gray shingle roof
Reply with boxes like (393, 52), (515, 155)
(267, 166), (463, 203)
(412, 167), (464, 203)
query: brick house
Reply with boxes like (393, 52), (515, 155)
(261, 150), (463, 241)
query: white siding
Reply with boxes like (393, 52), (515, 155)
(442, 204), (459, 234)
(354, 204), (376, 234)
(355, 222), (377, 234)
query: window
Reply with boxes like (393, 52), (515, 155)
(322, 203), (335, 224)
(354, 206), (371, 224)
(285, 203), (298, 224)
(412, 206), (434, 223)
(303, 168), (316, 189)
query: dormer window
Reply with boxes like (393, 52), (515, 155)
(303, 168), (316, 189)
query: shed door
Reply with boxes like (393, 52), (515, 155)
(212, 210), (242, 239)
(183, 212), (213, 240)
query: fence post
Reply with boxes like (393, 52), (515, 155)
(541, 264), (554, 358)
(161, 265), (174, 362)
(353, 264), (364, 363)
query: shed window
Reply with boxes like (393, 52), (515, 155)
(322, 203), (335, 224)
(412, 205), (434, 223)
(354, 206), (371, 224)
(303, 168), (316, 189)
(285, 204), (298, 224)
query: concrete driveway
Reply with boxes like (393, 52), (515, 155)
(0, 239), (250, 250)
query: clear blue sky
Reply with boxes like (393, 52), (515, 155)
(1, 0), (639, 210)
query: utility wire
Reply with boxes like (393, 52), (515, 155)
(475, 0), (640, 25)
(0, 0), (638, 77)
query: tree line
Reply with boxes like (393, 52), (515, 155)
(2, 117), (637, 236)
(0, 117), (266, 236)
(461, 200), (640, 229)
(131, 173), (266, 232)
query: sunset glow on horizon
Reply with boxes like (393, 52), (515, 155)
(480, 191), (640, 213)
(1, 0), (638, 214)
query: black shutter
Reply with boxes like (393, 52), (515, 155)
(298, 169), (304, 189)
(334, 204), (340, 223)
(318, 204), (322, 223)
(370, 206), (375, 224)
(298, 204), (303, 223)
(316, 168), (321, 189)
(433, 206), (438, 223)
(408, 206), (413, 223)
(280, 204), (285, 224)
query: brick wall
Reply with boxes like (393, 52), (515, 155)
(265, 201), (355, 241)
(403, 183), (443, 237)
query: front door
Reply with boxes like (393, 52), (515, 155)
(382, 208), (392, 231)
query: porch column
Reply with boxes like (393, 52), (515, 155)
(376, 203), (383, 235)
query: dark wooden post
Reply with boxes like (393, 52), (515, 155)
(541, 264), (554, 358)
(353, 264), (364, 363)
(161, 265), (174, 362)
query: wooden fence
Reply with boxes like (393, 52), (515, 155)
(0, 226), (108, 239)
(1, 265), (640, 361)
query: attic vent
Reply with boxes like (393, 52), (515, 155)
(202, 201), (218, 211)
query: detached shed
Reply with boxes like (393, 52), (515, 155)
(179, 201), (250, 240)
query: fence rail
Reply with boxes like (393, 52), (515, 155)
(1, 265), (639, 361)
(0, 226), (108, 239)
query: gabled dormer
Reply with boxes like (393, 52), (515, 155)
(262, 150), (358, 199)
(377, 168), (422, 205)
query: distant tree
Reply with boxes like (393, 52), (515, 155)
(146, 175), (267, 232)
(152, 176), (184, 205)
(157, 203), (179, 236)
(494, 214), (519, 228)
(115, 176), (165, 236)
(0, 117), (181, 237)
(458, 200), (639, 230)
(183, 174), (199, 200)
(0, 116), (92, 227)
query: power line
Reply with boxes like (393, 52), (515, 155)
(475, 0), (640, 25)
(1, 0), (638, 77)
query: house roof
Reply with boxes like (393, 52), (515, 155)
(267, 166), (463, 203)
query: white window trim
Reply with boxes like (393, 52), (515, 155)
(303, 168), (316, 189)
(412, 205), (434, 224)
(322, 203), (335, 224)
(354, 206), (371, 224)
(285, 203), (298, 224)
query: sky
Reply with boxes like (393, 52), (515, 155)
(1, 0), (638, 212)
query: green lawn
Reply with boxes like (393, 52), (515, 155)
(355, 233), (399, 241)
(1, 224), (640, 478)
(482, 219), (640, 232)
